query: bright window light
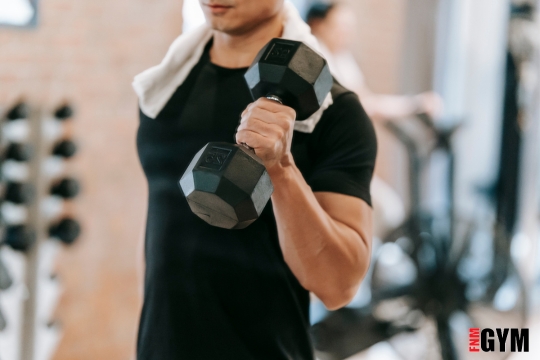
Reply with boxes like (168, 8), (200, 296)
(0, 0), (34, 26)
(182, 0), (206, 33)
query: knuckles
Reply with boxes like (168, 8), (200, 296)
(280, 117), (292, 131)
(238, 101), (295, 160)
(274, 128), (285, 140)
(286, 107), (296, 120)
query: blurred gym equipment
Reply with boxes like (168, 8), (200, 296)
(312, 113), (528, 360)
(0, 256), (13, 290)
(0, 101), (82, 360)
(0, 305), (6, 331)
(2, 225), (36, 252)
(50, 178), (80, 200)
(49, 217), (81, 245)
(3, 143), (33, 162)
(51, 140), (77, 159)
(311, 1), (540, 359)
(4, 182), (35, 205)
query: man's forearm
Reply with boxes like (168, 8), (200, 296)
(268, 158), (372, 310)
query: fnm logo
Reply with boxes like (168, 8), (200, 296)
(265, 43), (295, 65)
(201, 147), (231, 171)
(469, 328), (529, 353)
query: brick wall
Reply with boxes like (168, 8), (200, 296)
(344, 0), (407, 94)
(0, 0), (406, 358)
(0, 0), (183, 358)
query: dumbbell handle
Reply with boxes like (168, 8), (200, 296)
(266, 94), (283, 104)
(240, 94), (284, 151)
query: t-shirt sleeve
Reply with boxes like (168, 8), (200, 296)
(306, 92), (377, 206)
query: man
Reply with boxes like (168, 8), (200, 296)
(133, 1), (376, 359)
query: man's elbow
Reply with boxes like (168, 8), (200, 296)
(307, 233), (372, 310)
(315, 271), (369, 310)
(316, 260), (371, 310)
(318, 285), (359, 310)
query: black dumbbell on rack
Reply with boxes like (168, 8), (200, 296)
(2, 102), (31, 146)
(0, 255), (12, 291)
(51, 139), (77, 159)
(5, 102), (29, 121)
(49, 217), (81, 245)
(50, 177), (80, 200)
(45, 105), (82, 245)
(3, 143), (33, 163)
(42, 104), (75, 143)
(0, 102), (33, 316)
(3, 182), (35, 205)
(0, 305), (6, 331)
(1, 225), (36, 253)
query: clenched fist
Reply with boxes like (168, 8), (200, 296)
(236, 98), (296, 174)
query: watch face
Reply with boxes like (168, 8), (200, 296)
(0, 0), (38, 28)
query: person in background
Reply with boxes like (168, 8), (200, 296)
(306, 2), (443, 122)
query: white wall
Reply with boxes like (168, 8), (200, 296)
(434, 0), (510, 216)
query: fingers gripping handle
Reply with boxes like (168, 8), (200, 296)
(239, 95), (283, 151)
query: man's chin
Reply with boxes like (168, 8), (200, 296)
(208, 18), (229, 30)
(209, 21), (246, 35)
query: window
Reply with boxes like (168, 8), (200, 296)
(0, 0), (38, 28)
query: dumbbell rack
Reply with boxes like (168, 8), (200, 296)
(21, 105), (55, 360)
(0, 102), (80, 360)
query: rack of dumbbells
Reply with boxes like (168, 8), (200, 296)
(0, 101), (81, 360)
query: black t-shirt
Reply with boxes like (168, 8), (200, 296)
(136, 42), (376, 360)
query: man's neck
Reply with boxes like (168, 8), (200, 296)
(210, 12), (284, 69)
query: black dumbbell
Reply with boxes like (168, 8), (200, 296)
(6, 102), (29, 121)
(180, 38), (332, 229)
(54, 104), (74, 120)
(52, 139), (77, 158)
(3, 225), (36, 252)
(51, 177), (80, 199)
(4, 182), (35, 204)
(4, 143), (34, 162)
(0, 305), (6, 331)
(0, 257), (13, 291)
(49, 217), (81, 245)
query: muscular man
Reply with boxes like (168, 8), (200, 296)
(133, 1), (376, 358)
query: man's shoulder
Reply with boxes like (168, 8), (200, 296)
(329, 81), (354, 100)
(315, 80), (372, 134)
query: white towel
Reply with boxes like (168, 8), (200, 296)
(132, 2), (333, 133)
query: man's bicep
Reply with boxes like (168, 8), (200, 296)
(314, 191), (373, 247)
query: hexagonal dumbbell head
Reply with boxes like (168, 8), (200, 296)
(4, 225), (36, 252)
(244, 38), (333, 120)
(179, 142), (273, 229)
(49, 217), (82, 245)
